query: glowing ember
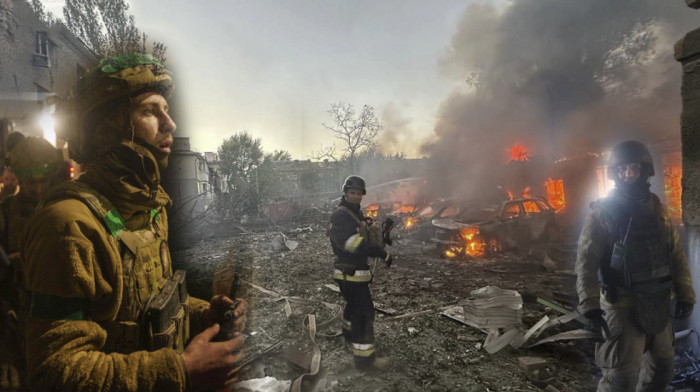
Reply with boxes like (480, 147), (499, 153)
(365, 204), (379, 218)
(545, 178), (566, 212)
(443, 246), (463, 258)
(459, 227), (486, 257)
(404, 216), (417, 229)
(664, 165), (682, 222)
(509, 144), (529, 162)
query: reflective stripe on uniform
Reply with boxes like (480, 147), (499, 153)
(333, 269), (372, 282)
(344, 234), (364, 253)
(352, 343), (375, 357)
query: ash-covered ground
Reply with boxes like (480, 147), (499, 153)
(172, 214), (599, 392)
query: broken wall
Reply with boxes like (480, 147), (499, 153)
(676, 0), (700, 354)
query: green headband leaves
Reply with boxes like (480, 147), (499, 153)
(99, 53), (164, 74)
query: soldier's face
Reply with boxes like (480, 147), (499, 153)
(617, 162), (641, 184)
(21, 179), (51, 202)
(346, 189), (363, 204)
(2, 168), (17, 191)
(130, 92), (176, 153)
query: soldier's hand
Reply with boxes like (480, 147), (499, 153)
(675, 302), (694, 320)
(181, 324), (245, 391)
(203, 295), (248, 333)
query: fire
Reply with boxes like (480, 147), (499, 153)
(522, 186), (531, 198)
(393, 204), (416, 214)
(460, 227), (486, 256)
(545, 178), (566, 212)
(443, 246), (463, 258)
(507, 191), (514, 200)
(365, 204), (379, 218)
(442, 227), (486, 258)
(403, 216), (417, 229)
(664, 165), (682, 222)
(509, 144), (529, 162)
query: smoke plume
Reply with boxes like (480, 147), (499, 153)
(424, 0), (697, 200)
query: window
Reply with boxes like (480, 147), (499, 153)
(32, 31), (50, 67)
(36, 31), (48, 55)
(522, 201), (540, 214)
(502, 203), (520, 219)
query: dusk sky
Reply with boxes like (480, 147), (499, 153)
(44, 0), (506, 158)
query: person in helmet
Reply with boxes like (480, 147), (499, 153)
(329, 175), (393, 370)
(0, 132), (25, 204)
(575, 140), (695, 391)
(0, 136), (63, 392)
(19, 54), (247, 391)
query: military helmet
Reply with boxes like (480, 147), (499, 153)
(342, 175), (366, 195)
(8, 137), (62, 181)
(606, 140), (654, 179)
(67, 53), (174, 163)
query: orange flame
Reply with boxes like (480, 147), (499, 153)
(507, 191), (514, 200)
(509, 144), (529, 162)
(393, 204), (416, 214)
(365, 204), (379, 218)
(522, 186), (531, 198)
(404, 216), (417, 229)
(545, 178), (566, 212)
(664, 165), (682, 222)
(459, 227), (486, 257)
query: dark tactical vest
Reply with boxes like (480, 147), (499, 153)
(598, 194), (673, 335)
(54, 182), (190, 353)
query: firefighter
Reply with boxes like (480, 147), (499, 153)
(575, 140), (695, 392)
(329, 175), (393, 370)
(19, 53), (247, 391)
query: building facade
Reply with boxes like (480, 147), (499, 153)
(0, 0), (98, 156)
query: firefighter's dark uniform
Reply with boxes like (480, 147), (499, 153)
(576, 188), (695, 392)
(329, 196), (388, 365)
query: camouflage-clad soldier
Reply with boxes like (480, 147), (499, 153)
(329, 175), (393, 371)
(0, 136), (63, 392)
(576, 140), (695, 392)
(20, 54), (248, 391)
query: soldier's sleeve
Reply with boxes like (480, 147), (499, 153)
(20, 201), (190, 392)
(575, 209), (607, 313)
(667, 216), (695, 304)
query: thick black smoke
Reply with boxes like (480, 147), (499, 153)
(424, 0), (698, 200)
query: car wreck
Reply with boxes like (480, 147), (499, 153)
(431, 197), (557, 258)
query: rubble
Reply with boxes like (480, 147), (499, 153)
(172, 221), (598, 391)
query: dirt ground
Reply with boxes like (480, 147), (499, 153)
(172, 213), (607, 392)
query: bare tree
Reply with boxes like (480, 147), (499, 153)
(322, 102), (382, 173)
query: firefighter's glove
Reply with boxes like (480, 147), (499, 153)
(583, 308), (605, 335)
(675, 302), (694, 320)
(383, 251), (393, 268)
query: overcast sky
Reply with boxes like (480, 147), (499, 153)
(43, 0), (506, 158)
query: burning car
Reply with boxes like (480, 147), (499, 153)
(431, 197), (556, 258)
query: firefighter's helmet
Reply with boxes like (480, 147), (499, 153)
(8, 137), (62, 181)
(67, 53), (174, 163)
(607, 140), (654, 179)
(342, 175), (366, 195)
